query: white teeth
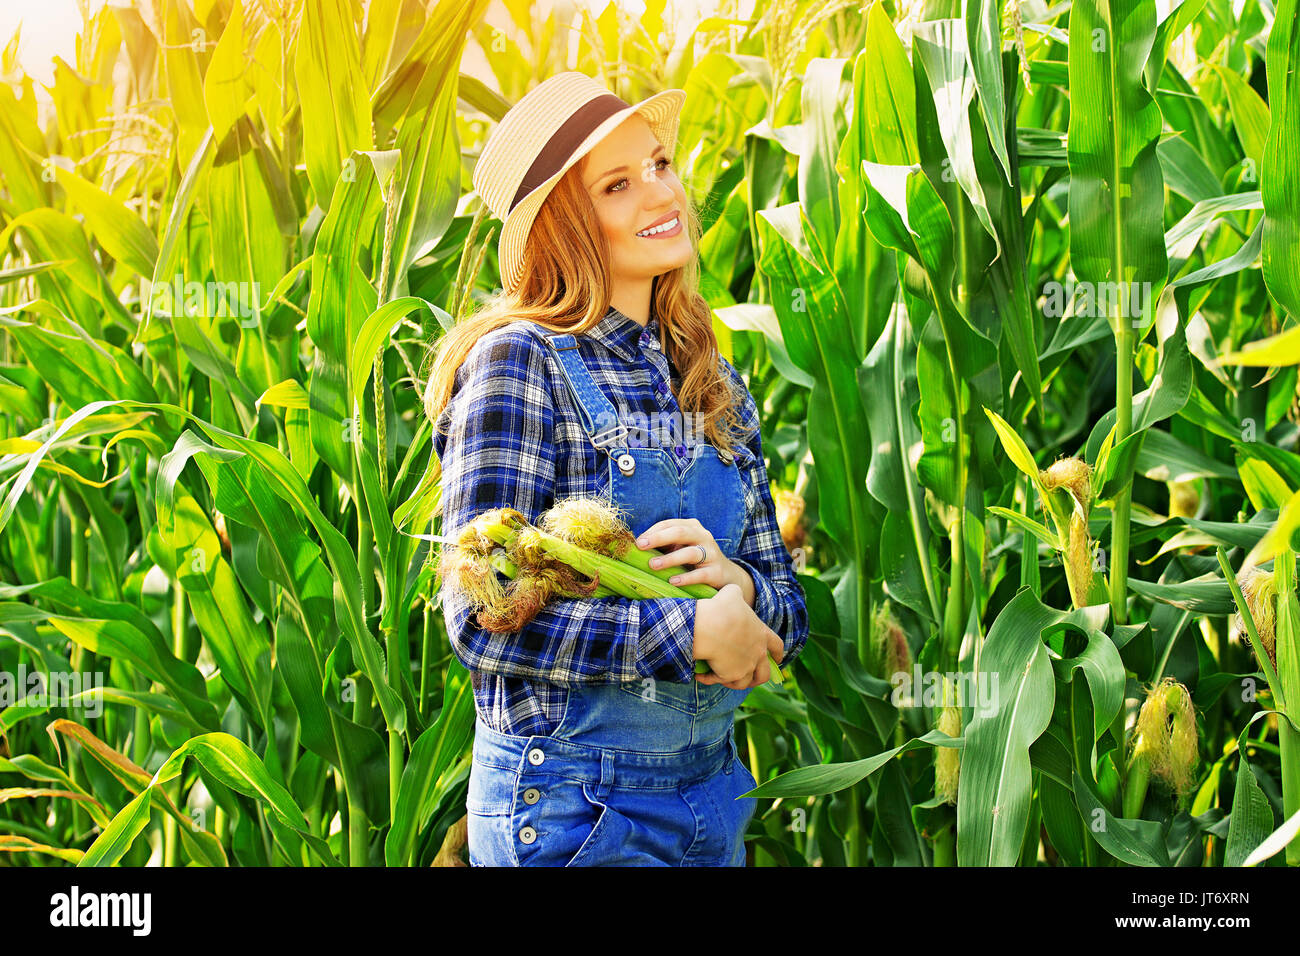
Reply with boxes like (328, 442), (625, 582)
(636, 216), (679, 237)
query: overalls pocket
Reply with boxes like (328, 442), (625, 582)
(563, 784), (621, 867)
(673, 732), (758, 866)
(511, 774), (612, 867)
(465, 760), (523, 867)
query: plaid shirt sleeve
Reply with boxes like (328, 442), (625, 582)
(434, 326), (700, 686)
(720, 359), (810, 668)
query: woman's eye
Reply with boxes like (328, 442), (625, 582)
(607, 158), (672, 193)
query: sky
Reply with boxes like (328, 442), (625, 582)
(1, 0), (101, 86)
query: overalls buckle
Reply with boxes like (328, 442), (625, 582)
(591, 422), (629, 451)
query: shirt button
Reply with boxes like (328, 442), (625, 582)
(523, 788), (541, 805)
(519, 826), (537, 844)
(527, 748), (545, 766)
(674, 444), (687, 458)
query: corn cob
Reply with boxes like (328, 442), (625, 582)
(453, 504), (784, 683)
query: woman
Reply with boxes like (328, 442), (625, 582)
(425, 72), (809, 866)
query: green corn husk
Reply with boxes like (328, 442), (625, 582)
(451, 504), (784, 684)
(1123, 677), (1199, 817)
(870, 599), (911, 680)
(540, 497), (716, 598)
(1234, 567), (1278, 670)
(934, 676), (962, 806)
(1038, 456), (1098, 609)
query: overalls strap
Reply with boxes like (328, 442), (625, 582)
(541, 332), (629, 458)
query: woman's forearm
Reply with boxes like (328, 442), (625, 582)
(441, 579), (700, 686)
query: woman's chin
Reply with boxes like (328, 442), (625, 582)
(643, 242), (694, 272)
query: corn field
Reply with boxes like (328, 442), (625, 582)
(1, 0), (1299, 874)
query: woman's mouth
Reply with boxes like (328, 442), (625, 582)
(635, 215), (682, 239)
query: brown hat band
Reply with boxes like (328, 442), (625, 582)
(508, 93), (629, 213)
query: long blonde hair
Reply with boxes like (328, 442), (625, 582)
(422, 151), (751, 457)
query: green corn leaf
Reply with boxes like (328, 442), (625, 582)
(385, 657), (475, 866)
(983, 407), (1040, 483)
(957, 588), (1058, 866)
(1225, 713), (1278, 867)
(151, 732), (339, 866)
(295, 0), (373, 206)
(1262, 0), (1300, 321)
(78, 789), (153, 867)
(52, 166), (158, 278)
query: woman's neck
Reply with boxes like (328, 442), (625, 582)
(610, 282), (654, 328)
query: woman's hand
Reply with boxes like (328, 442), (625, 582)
(635, 518), (754, 604)
(692, 584), (785, 689)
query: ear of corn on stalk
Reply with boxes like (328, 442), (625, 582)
(440, 499), (784, 683)
(1234, 567), (1278, 670)
(934, 677), (962, 805)
(432, 815), (469, 867)
(870, 599), (911, 681)
(1167, 479), (1200, 519)
(772, 486), (807, 553)
(1038, 456), (1097, 609)
(1124, 677), (1198, 816)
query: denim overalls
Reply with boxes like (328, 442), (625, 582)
(465, 326), (758, 866)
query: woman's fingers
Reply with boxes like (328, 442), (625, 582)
(637, 523), (721, 571)
(699, 665), (752, 689)
(635, 522), (689, 550)
(647, 546), (701, 570)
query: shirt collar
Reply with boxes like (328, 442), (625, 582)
(579, 305), (756, 467)
(586, 305), (658, 362)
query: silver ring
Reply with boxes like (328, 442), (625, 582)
(695, 545), (708, 564)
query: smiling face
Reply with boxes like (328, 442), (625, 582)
(578, 114), (692, 315)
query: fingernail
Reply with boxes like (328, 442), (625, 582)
(669, 576), (680, 584)
(650, 558), (660, 568)
(638, 537), (648, 546)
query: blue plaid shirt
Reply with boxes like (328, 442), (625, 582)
(431, 306), (809, 736)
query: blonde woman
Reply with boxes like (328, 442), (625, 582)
(425, 72), (808, 866)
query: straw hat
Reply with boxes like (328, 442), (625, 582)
(472, 71), (687, 294)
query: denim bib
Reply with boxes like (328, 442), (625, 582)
(464, 327), (758, 866)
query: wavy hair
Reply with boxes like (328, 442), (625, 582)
(422, 150), (751, 458)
